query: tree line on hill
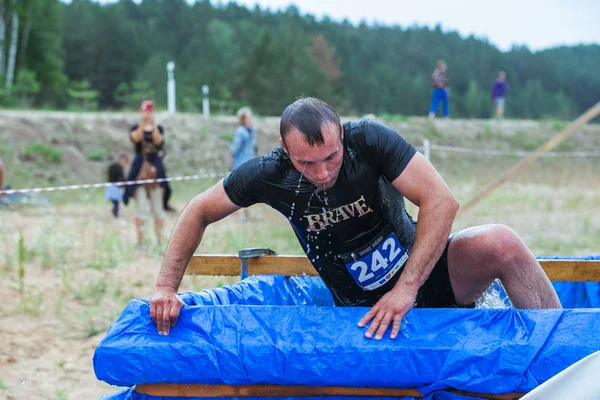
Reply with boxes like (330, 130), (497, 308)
(0, 0), (598, 119)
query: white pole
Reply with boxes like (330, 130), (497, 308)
(202, 85), (210, 118)
(423, 139), (430, 160)
(167, 61), (176, 115)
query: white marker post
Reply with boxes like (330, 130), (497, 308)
(167, 62), (176, 115)
(202, 85), (210, 118)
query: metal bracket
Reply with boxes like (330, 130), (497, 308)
(238, 247), (278, 279)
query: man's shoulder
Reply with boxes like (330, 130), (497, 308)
(256, 147), (291, 179)
(344, 119), (392, 141)
(343, 119), (370, 137)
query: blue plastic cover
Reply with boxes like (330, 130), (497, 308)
(95, 256), (600, 399)
(540, 256), (600, 308)
(178, 275), (334, 307)
(94, 300), (600, 392)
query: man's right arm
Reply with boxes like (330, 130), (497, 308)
(150, 179), (241, 335)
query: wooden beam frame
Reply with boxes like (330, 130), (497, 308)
(136, 383), (524, 399)
(187, 254), (600, 282)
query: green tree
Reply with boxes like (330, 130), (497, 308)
(9, 0), (593, 117)
(114, 82), (130, 109)
(13, 69), (40, 108)
(129, 80), (155, 109)
(464, 80), (490, 118)
(67, 80), (99, 111)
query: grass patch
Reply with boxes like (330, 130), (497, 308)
(74, 278), (107, 304)
(85, 147), (109, 161)
(424, 122), (445, 140)
(380, 113), (410, 123)
(219, 132), (234, 142)
(23, 142), (63, 163)
(55, 387), (70, 400)
(477, 122), (495, 140)
(20, 288), (44, 316)
(506, 131), (544, 151)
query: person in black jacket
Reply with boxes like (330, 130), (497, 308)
(105, 153), (130, 219)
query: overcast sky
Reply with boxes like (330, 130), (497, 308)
(94, 0), (600, 51)
(223, 0), (599, 51)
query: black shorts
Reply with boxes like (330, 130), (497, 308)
(414, 236), (475, 308)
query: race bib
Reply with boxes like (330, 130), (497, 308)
(341, 227), (408, 291)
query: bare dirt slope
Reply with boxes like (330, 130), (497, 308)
(1, 110), (599, 189)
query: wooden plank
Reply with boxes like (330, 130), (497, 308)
(458, 101), (600, 215)
(186, 255), (243, 276)
(135, 383), (523, 399)
(541, 260), (600, 282)
(187, 254), (600, 282)
(186, 254), (317, 276)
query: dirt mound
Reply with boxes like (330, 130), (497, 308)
(1, 110), (599, 190)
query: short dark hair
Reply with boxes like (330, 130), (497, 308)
(280, 97), (340, 146)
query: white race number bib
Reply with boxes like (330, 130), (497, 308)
(341, 227), (408, 291)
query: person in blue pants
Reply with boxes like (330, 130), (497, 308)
(428, 60), (449, 119)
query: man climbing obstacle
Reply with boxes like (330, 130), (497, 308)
(149, 97), (561, 340)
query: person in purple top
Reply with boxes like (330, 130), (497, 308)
(491, 71), (508, 119)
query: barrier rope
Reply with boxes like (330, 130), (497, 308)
(0, 172), (227, 195)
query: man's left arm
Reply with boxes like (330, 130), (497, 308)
(359, 152), (459, 340)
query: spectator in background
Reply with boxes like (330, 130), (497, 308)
(230, 107), (257, 221)
(158, 148), (176, 213)
(105, 153), (130, 221)
(491, 71), (508, 119)
(125, 100), (167, 246)
(428, 60), (450, 119)
(0, 156), (4, 190)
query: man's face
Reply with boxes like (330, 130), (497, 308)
(280, 122), (344, 190)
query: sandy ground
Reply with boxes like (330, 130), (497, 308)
(0, 198), (296, 399)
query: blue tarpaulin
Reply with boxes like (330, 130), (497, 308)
(95, 256), (600, 400)
(542, 256), (600, 308)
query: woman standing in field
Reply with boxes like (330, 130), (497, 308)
(125, 100), (167, 247)
(230, 107), (257, 221)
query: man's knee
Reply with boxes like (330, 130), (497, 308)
(483, 224), (531, 271)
